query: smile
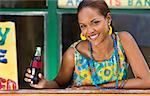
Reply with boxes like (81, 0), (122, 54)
(89, 34), (99, 40)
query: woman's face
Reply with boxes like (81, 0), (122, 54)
(78, 7), (110, 46)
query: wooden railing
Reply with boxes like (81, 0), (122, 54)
(0, 89), (150, 96)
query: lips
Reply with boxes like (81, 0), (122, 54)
(89, 34), (99, 40)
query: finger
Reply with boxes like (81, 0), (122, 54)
(24, 78), (31, 83)
(25, 73), (33, 78)
(30, 84), (42, 89)
(65, 87), (73, 90)
(70, 86), (80, 90)
(27, 68), (31, 73)
(38, 73), (44, 79)
(30, 84), (38, 88)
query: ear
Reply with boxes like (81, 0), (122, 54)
(106, 12), (112, 24)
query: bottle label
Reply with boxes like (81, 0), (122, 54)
(32, 61), (42, 68)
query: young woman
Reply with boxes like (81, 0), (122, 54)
(24, 0), (150, 89)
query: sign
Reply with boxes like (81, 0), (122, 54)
(0, 22), (18, 90)
(58, 0), (150, 9)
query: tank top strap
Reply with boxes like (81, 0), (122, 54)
(70, 40), (82, 51)
(114, 32), (125, 53)
(88, 42), (93, 59)
(115, 32), (129, 67)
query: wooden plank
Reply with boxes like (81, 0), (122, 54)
(0, 89), (150, 94)
(0, 94), (150, 96)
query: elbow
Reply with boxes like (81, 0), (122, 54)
(141, 77), (150, 88)
(145, 78), (150, 86)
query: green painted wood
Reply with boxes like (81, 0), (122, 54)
(0, 8), (47, 12)
(46, 0), (60, 80)
(111, 9), (150, 14)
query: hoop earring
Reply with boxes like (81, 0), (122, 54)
(108, 25), (112, 35)
(80, 33), (86, 40)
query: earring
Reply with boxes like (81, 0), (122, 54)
(80, 33), (86, 40)
(108, 25), (112, 35)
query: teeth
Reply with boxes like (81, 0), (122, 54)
(90, 34), (99, 40)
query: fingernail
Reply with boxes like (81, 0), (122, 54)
(30, 75), (34, 78)
(29, 70), (31, 73)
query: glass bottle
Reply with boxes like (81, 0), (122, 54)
(30, 47), (42, 84)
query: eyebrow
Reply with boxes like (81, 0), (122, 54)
(79, 23), (84, 25)
(91, 18), (101, 22)
(79, 18), (101, 25)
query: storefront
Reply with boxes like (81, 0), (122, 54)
(0, 0), (150, 90)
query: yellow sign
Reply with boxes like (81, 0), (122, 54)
(58, 0), (150, 9)
(0, 22), (18, 90)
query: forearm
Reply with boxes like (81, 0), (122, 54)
(101, 78), (150, 89)
(44, 80), (60, 89)
(69, 78), (150, 89)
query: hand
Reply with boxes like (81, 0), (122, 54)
(24, 68), (48, 89)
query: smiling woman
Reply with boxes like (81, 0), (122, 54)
(24, 0), (150, 89)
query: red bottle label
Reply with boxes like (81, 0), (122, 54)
(32, 61), (42, 68)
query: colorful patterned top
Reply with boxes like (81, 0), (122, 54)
(70, 33), (128, 87)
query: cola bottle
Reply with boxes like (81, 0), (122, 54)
(30, 47), (42, 84)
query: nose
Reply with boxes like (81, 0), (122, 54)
(87, 26), (94, 34)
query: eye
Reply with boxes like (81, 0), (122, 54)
(93, 20), (100, 25)
(79, 24), (86, 30)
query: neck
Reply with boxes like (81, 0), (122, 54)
(92, 35), (113, 54)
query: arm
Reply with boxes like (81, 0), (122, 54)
(53, 47), (75, 88)
(24, 47), (75, 89)
(101, 32), (150, 89)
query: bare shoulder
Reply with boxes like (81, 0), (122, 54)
(76, 40), (90, 57)
(117, 31), (137, 48)
(63, 47), (75, 62)
(76, 40), (88, 50)
(62, 40), (88, 63)
(118, 31), (134, 43)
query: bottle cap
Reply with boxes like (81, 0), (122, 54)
(35, 47), (41, 56)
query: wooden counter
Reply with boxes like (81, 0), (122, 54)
(0, 89), (150, 96)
